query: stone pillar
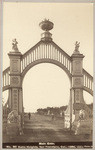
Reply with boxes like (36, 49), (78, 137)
(8, 89), (12, 110)
(18, 88), (23, 114)
(8, 50), (22, 114)
(64, 89), (73, 129)
(70, 89), (73, 129)
(7, 39), (23, 135)
(8, 39), (22, 115)
(71, 41), (84, 121)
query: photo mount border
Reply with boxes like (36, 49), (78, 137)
(0, 0), (95, 149)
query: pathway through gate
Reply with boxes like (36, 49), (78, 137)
(3, 113), (92, 143)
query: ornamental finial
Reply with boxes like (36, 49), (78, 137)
(12, 39), (19, 52)
(39, 19), (54, 41)
(39, 19), (54, 31)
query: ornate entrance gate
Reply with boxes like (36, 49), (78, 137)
(2, 19), (93, 132)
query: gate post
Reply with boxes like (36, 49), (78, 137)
(71, 41), (84, 121)
(8, 39), (22, 114)
(6, 39), (23, 135)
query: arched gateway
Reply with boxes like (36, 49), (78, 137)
(3, 19), (93, 133)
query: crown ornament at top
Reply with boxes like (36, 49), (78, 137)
(39, 19), (54, 31)
(39, 19), (54, 42)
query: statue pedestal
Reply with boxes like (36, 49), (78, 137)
(72, 118), (93, 135)
(6, 123), (20, 135)
(6, 110), (23, 135)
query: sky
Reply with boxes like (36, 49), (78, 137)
(3, 2), (93, 112)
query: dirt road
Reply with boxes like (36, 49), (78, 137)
(23, 113), (66, 142)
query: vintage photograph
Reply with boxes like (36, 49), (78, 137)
(2, 2), (93, 148)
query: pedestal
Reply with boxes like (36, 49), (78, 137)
(72, 118), (93, 135)
(6, 123), (19, 135)
(6, 110), (23, 135)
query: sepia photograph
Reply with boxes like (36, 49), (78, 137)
(2, 1), (94, 149)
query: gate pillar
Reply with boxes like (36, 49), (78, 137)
(8, 89), (12, 110)
(8, 39), (22, 115)
(71, 41), (84, 121)
(6, 39), (24, 135)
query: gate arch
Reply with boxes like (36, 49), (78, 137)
(2, 19), (93, 131)
(22, 63), (71, 113)
(21, 41), (72, 82)
(21, 61), (72, 86)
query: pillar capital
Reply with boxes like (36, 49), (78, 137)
(71, 53), (84, 59)
(8, 52), (22, 61)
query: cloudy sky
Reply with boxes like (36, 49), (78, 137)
(3, 2), (93, 112)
